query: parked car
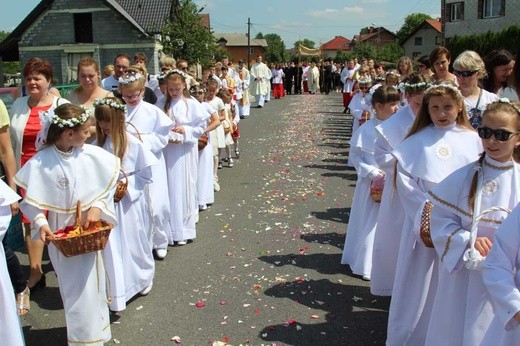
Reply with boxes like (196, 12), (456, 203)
(0, 87), (17, 112)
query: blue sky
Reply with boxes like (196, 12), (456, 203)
(1, 0), (440, 47)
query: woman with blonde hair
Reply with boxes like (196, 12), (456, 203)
(453, 50), (499, 128)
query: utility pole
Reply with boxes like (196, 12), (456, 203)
(247, 17), (251, 69)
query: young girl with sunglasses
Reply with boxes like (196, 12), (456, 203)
(424, 100), (520, 345)
(341, 86), (400, 280)
(386, 83), (482, 345)
(118, 68), (174, 259)
(94, 97), (158, 312)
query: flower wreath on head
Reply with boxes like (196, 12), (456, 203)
(35, 106), (91, 150)
(385, 70), (401, 78)
(357, 77), (372, 85)
(425, 83), (463, 98)
(161, 68), (189, 80)
(93, 98), (127, 112)
(398, 81), (433, 94)
(118, 72), (143, 85)
(495, 97), (520, 115)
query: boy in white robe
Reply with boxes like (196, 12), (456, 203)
(118, 68), (174, 259)
(341, 86), (400, 280)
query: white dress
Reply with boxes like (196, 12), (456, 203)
(482, 203), (520, 345)
(370, 104), (414, 296)
(425, 157), (519, 346)
(341, 118), (383, 278)
(349, 92), (372, 137)
(160, 97), (208, 242)
(0, 181), (24, 345)
(15, 144), (120, 346)
(125, 100), (173, 249)
(386, 124), (482, 346)
(198, 102), (216, 207)
(207, 97), (226, 154)
(98, 135), (158, 311)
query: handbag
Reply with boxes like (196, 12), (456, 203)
(114, 170), (128, 203)
(198, 133), (209, 151)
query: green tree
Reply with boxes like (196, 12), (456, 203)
(0, 31), (20, 76)
(255, 32), (264, 39)
(396, 13), (432, 44)
(263, 33), (285, 63)
(161, 0), (216, 67)
(294, 39), (315, 49)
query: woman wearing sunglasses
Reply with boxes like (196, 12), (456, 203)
(453, 50), (499, 129)
(424, 99), (520, 345)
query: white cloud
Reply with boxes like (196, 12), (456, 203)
(307, 7), (364, 18)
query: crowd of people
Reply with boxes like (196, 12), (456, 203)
(0, 51), (289, 345)
(2, 45), (520, 345)
(340, 47), (520, 345)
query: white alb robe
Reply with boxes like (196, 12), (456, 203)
(125, 101), (173, 249)
(198, 102), (216, 207)
(160, 97), (208, 242)
(370, 104), (413, 296)
(341, 118), (383, 277)
(15, 144), (120, 346)
(0, 181), (24, 345)
(426, 158), (519, 346)
(386, 124), (482, 346)
(99, 135), (158, 311)
(483, 203), (520, 345)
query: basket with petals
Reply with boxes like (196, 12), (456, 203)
(50, 201), (113, 257)
(369, 186), (382, 203)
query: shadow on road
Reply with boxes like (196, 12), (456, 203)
(23, 326), (67, 345)
(310, 207), (350, 224)
(258, 278), (389, 345)
(300, 232), (346, 250)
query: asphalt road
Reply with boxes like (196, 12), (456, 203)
(19, 92), (390, 346)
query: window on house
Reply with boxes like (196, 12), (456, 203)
(482, 0), (504, 18)
(249, 48), (254, 54)
(448, 2), (464, 21)
(435, 36), (442, 45)
(415, 37), (423, 46)
(74, 13), (93, 43)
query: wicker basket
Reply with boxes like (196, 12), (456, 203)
(419, 201), (434, 248)
(369, 186), (382, 203)
(114, 170), (128, 203)
(50, 201), (113, 257)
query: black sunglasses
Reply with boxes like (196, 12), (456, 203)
(453, 69), (479, 78)
(477, 127), (520, 141)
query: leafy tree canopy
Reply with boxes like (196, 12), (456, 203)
(161, 0), (216, 67)
(294, 39), (315, 50)
(396, 13), (432, 43)
(263, 33), (285, 63)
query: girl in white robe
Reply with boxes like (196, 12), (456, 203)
(371, 74), (432, 296)
(94, 97), (158, 312)
(386, 84), (482, 346)
(157, 70), (208, 244)
(0, 180), (24, 345)
(341, 86), (400, 279)
(118, 69), (174, 258)
(14, 103), (120, 346)
(483, 201), (520, 344)
(190, 85), (220, 210)
(425, 100), (520, 345)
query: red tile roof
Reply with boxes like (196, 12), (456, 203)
(321, 36), (351, 51)
(426, 19), (442, 33)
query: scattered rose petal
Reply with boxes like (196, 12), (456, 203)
(296, 325), (302, 331)
(195, 301), (206, 308)
(352, 296), (363, 302)
(171, 336), (182, 344)
(219, 300), (227, 305)
(311, 314), (319, 319)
